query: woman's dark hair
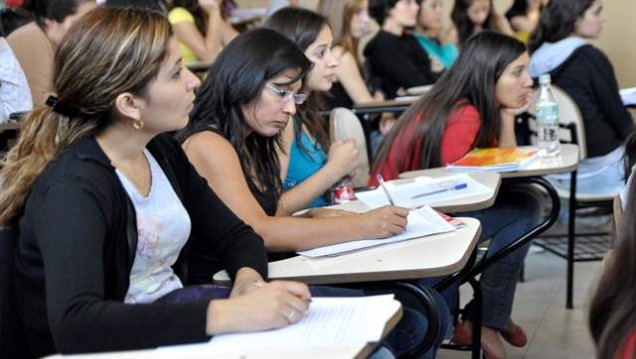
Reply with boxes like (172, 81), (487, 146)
(105, 0), (167, 14)
(622, 130), (636, 182)
(177, 28), (312, 203)
(0, 6), (33, 36)
(451, 0), (498, 45)
(372, 31), (526, 172)
(528, 0), (595, 53)
(368, 0), (400, 26)
(30, 0), (92, 28)
(589, 176), (636, 358)
(263, 7), (331, 154)
(505, 0), (529, 21)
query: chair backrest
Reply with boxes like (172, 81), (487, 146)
(329, 107), (370, 187)
(0, 225), (29, 358)
(529, 85), (588, 160)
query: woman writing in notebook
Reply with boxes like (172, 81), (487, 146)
(1, 8), (314, 357)
(371, 32), (543, 359)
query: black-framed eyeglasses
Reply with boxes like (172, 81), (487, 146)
(265, 84), (308, 105)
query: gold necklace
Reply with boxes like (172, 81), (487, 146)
(116, 154), (151, 196)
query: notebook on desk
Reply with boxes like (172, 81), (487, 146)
(446, 148), (539, 173)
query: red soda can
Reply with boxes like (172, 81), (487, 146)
(331, 177), (356, 204)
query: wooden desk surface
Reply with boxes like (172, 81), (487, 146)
(399, 144), (579, 180)
(338, 171), (500, 214)
(214, 217), (481, 285)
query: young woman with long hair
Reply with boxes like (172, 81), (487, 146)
(449, 0), (512, 47)
(412, 0), (459, 70)
(262, 7), (367, 212)
(589, 162), (636, 358)
(168, 0), (238, 63)
(529, 0), (633, 199)
(178, 27), (445, 359)
(2, 7), (314, 358)
(371, 32), (543, 359)
(317, 0), (378, 109)
(364, 0), (442, 99)
(505, 0), (546, 43)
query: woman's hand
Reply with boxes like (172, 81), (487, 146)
(206, 281), (311, 334)
(430, 57), (444, 73)
(325, 139), (360, 180)
(379, 113), (397, 135)
(229, 267), (265, 298)
(501, 92), (534, 118)
(356, 205), (409, 238)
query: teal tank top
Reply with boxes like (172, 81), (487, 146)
(412, 32), (459, 70)
(283, 121), (329, 208)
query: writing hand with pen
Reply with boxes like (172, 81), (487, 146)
(206, 268), (312, 334)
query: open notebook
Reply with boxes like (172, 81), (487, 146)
(297, 206), (458, 258)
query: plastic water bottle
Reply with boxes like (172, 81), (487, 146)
(534, 74), (561, 157)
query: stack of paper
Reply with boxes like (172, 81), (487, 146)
(446, 148), (539, 172)
(156, 295), (400, 357)
(297, 205), (456, 258)
(355, 173), (492, 209)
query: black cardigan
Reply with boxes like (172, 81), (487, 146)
(548, 45), (634, 157)
(363, 30), (440, 99)
(14, 134), (268, 358)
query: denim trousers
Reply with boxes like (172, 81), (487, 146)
(462, 183), (543, 330)
(158, 283), (450, 358)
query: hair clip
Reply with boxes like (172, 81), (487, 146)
(45, 95), (82, 118)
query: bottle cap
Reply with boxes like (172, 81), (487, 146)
(539, 74), (551, 85)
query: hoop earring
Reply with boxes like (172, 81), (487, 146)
(133, 119), (144, 130)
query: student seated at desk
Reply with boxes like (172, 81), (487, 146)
(0, 8), (319, 358)
(448, 0), (513, 47)
(370, 32), (543, 359)
(589, 175), (636, 359)
(178, 27), (445, 359)
(528, 0), (633, 198)
(263, 7), (367, 212)
(364, 0), (442, 100)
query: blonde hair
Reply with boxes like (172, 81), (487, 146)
(318, 0), (366, 65)
(0, 7), (172, 223)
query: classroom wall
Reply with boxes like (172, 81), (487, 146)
(238, 0), (635, 89)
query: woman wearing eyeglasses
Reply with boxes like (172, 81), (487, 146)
(178, 28), (409, 267)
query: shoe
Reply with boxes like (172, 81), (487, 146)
(452, 322), (505, 359)
(500, 320), (528, 347)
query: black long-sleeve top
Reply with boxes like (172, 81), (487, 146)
(549, 45), (634, 157)
(363, 30), (440, 99)
(14, 134), (268, 358)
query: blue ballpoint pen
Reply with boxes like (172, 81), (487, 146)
(410, 183), (468, 200)
(376, 174), (396, 205)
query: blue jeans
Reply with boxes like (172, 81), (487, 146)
(461, 183), (543, 330)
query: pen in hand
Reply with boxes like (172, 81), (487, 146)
(376, 174), (396, 206)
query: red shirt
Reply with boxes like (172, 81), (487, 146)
(370, 104), (488, 186)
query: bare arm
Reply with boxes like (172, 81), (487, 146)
(171, 2), (224, 62)
(277, 121), (359, 216)
(183, 131), (408, 251)
(333, 48), (374, 105)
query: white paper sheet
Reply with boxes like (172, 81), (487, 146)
(356, 173), (492, 209)
(154, 295), (399, 357)
(620, 87), (636, 106)
(297, 205), (456, 258)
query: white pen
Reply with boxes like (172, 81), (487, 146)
(376, 174), (395, 206)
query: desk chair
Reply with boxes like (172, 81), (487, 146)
(329, 107), (370, 187)
(524, 85), (614, 309)
(0, 225), (29, 358)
